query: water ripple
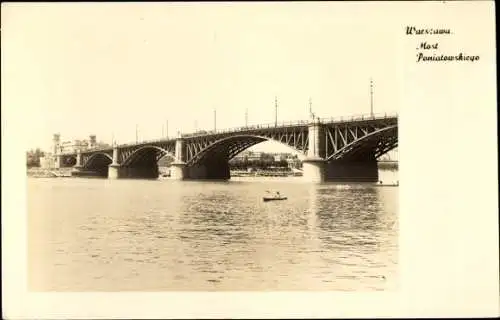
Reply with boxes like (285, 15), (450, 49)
(28, 174), (399, 291)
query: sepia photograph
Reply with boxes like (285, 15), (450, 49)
(2, 1), (497, 318)
(24, 2), (399, 292)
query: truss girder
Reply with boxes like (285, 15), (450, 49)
(120, 143), (176, 166)
(183, 126), (309, 166)
(325, 125), (397, 161)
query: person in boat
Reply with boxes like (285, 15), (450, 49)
(275, 191), (281, 198)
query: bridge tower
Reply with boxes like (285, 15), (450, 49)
(89, 135), (96, 149)
(52, 133), (60, 155)
(53, 133), (62, 169)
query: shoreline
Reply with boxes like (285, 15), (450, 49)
(27, 167), (398, 179)
(26, 167), (73, 178)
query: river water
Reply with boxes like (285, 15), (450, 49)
(28, 170), (398, 291)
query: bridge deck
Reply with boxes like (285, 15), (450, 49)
(59, 113), (396, 156)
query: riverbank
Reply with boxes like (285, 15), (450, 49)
(27, 167), (73, 178)
(378, 161), (398, 170)
(231, 170), (302, 177)
(28, 165), (398, 179)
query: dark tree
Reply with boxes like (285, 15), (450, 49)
(26, 148), (45, 167)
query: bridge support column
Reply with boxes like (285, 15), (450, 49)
(170, 137), (187, 180)
(108, 146), (123, 179)
(302, 158), (326, 183)
(71, 150), (83, 175)
(74, 149), (82, 167)
(108, 165), (125, 179)
(303, 119), (327, 182)
(170, 162), (187, 180)
(54, 155), (62, 169)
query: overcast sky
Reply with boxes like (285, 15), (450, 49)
(3, 2), (402, 155)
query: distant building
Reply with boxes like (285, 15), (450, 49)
(53, 133), (108, 154)
(274, 153), (288, 162)
(59, 140), (91, 153)
(39, 153), (56, 169)
(231, 150), (262, 162)
(230, 151), (301, 171)
(286, 157), (302, 169)
(45, 133), (108, 168)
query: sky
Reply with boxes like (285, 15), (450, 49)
(3, 2), (401, 155)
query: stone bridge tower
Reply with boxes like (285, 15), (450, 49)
(89, 135), (96, 149)
(53, 133), (61, 168)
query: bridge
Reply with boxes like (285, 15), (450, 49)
(55, 113), (397, 182)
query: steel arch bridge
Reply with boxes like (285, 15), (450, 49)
(59, 113), (397, 181)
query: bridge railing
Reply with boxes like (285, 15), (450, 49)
(114, 137), (177, 148)
(181, 112), (398, 138)
(180, 119), (315, 138)
(318, 112), (398, 124)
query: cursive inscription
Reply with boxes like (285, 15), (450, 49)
(406, 26), (480, 63)
(406, 26), (451, 35)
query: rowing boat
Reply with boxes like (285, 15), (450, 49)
(263, 196), (287, 202)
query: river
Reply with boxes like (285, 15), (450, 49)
(28, 170), (398, 291)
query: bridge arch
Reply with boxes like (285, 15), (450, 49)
(121, 145), (175, 167)
(326, 125), (398, 161)
(186, 134), (305, 166)
(63, 156), (77, 166)
(83, 152), (113, 169)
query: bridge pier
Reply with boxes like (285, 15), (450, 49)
(302, 158), (326, 183)
(302, 119), (379, 182)
(170, 138), (187, 180)
(71, 150), (83, 175)
(303, 120), (327, 182)
(170, 162), (186, 179)
(108, 146), (122, 179)
(107, 165), (123, 179)
(54, 155), (62, 169)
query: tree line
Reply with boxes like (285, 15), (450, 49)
(26, 148), (45, 167)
